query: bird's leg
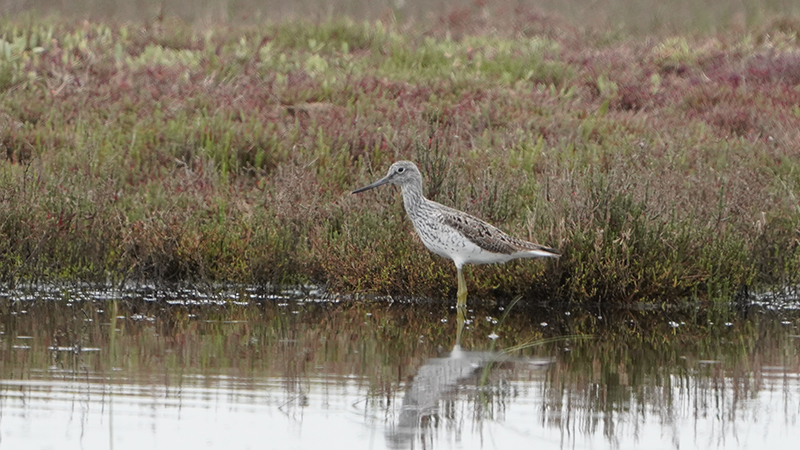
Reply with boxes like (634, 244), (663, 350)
(456, 266), (468, 308)
(454, 303), (465, 349)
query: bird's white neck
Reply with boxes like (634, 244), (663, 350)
(400, 183), (425, 215)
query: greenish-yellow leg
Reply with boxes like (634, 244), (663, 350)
(456, 267), (467, 308)
(454, 303), (465, 349)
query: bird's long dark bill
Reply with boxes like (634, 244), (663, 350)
(352, 176), (391, 194)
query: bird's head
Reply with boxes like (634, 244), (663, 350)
(352, 161), (422, 194)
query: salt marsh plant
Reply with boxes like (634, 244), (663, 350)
(0, 9), (799, 305)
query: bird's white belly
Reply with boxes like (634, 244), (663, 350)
(411, 220), (513, 267)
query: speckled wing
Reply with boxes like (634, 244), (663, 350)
(439, 205), (558, 256)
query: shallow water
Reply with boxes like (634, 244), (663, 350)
(1, 286), (799, 449)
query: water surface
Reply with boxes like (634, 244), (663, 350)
(1, 286), (799, 449)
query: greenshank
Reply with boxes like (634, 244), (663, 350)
(352, 161), (560, 306)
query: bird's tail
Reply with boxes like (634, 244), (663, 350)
(526, 245), (561, 258)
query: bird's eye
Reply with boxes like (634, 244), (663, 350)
(397, 167), (405, 173)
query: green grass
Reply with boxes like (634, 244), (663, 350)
(1, 7), (799, 305)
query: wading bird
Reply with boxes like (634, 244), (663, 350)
(352, 161), (559, 306)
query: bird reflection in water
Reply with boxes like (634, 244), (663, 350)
(386, 308), (553, 449)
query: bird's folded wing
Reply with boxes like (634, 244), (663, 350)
(440, 209), (519, 255)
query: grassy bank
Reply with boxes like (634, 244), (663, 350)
(1, 7), (799, 304)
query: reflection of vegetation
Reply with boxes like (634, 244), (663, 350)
(0, 293), (456, 383)
(1, 289), (798, 448)
(542, 308), (800, 444)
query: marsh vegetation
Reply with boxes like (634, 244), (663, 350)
(0, 2), (799, 305)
